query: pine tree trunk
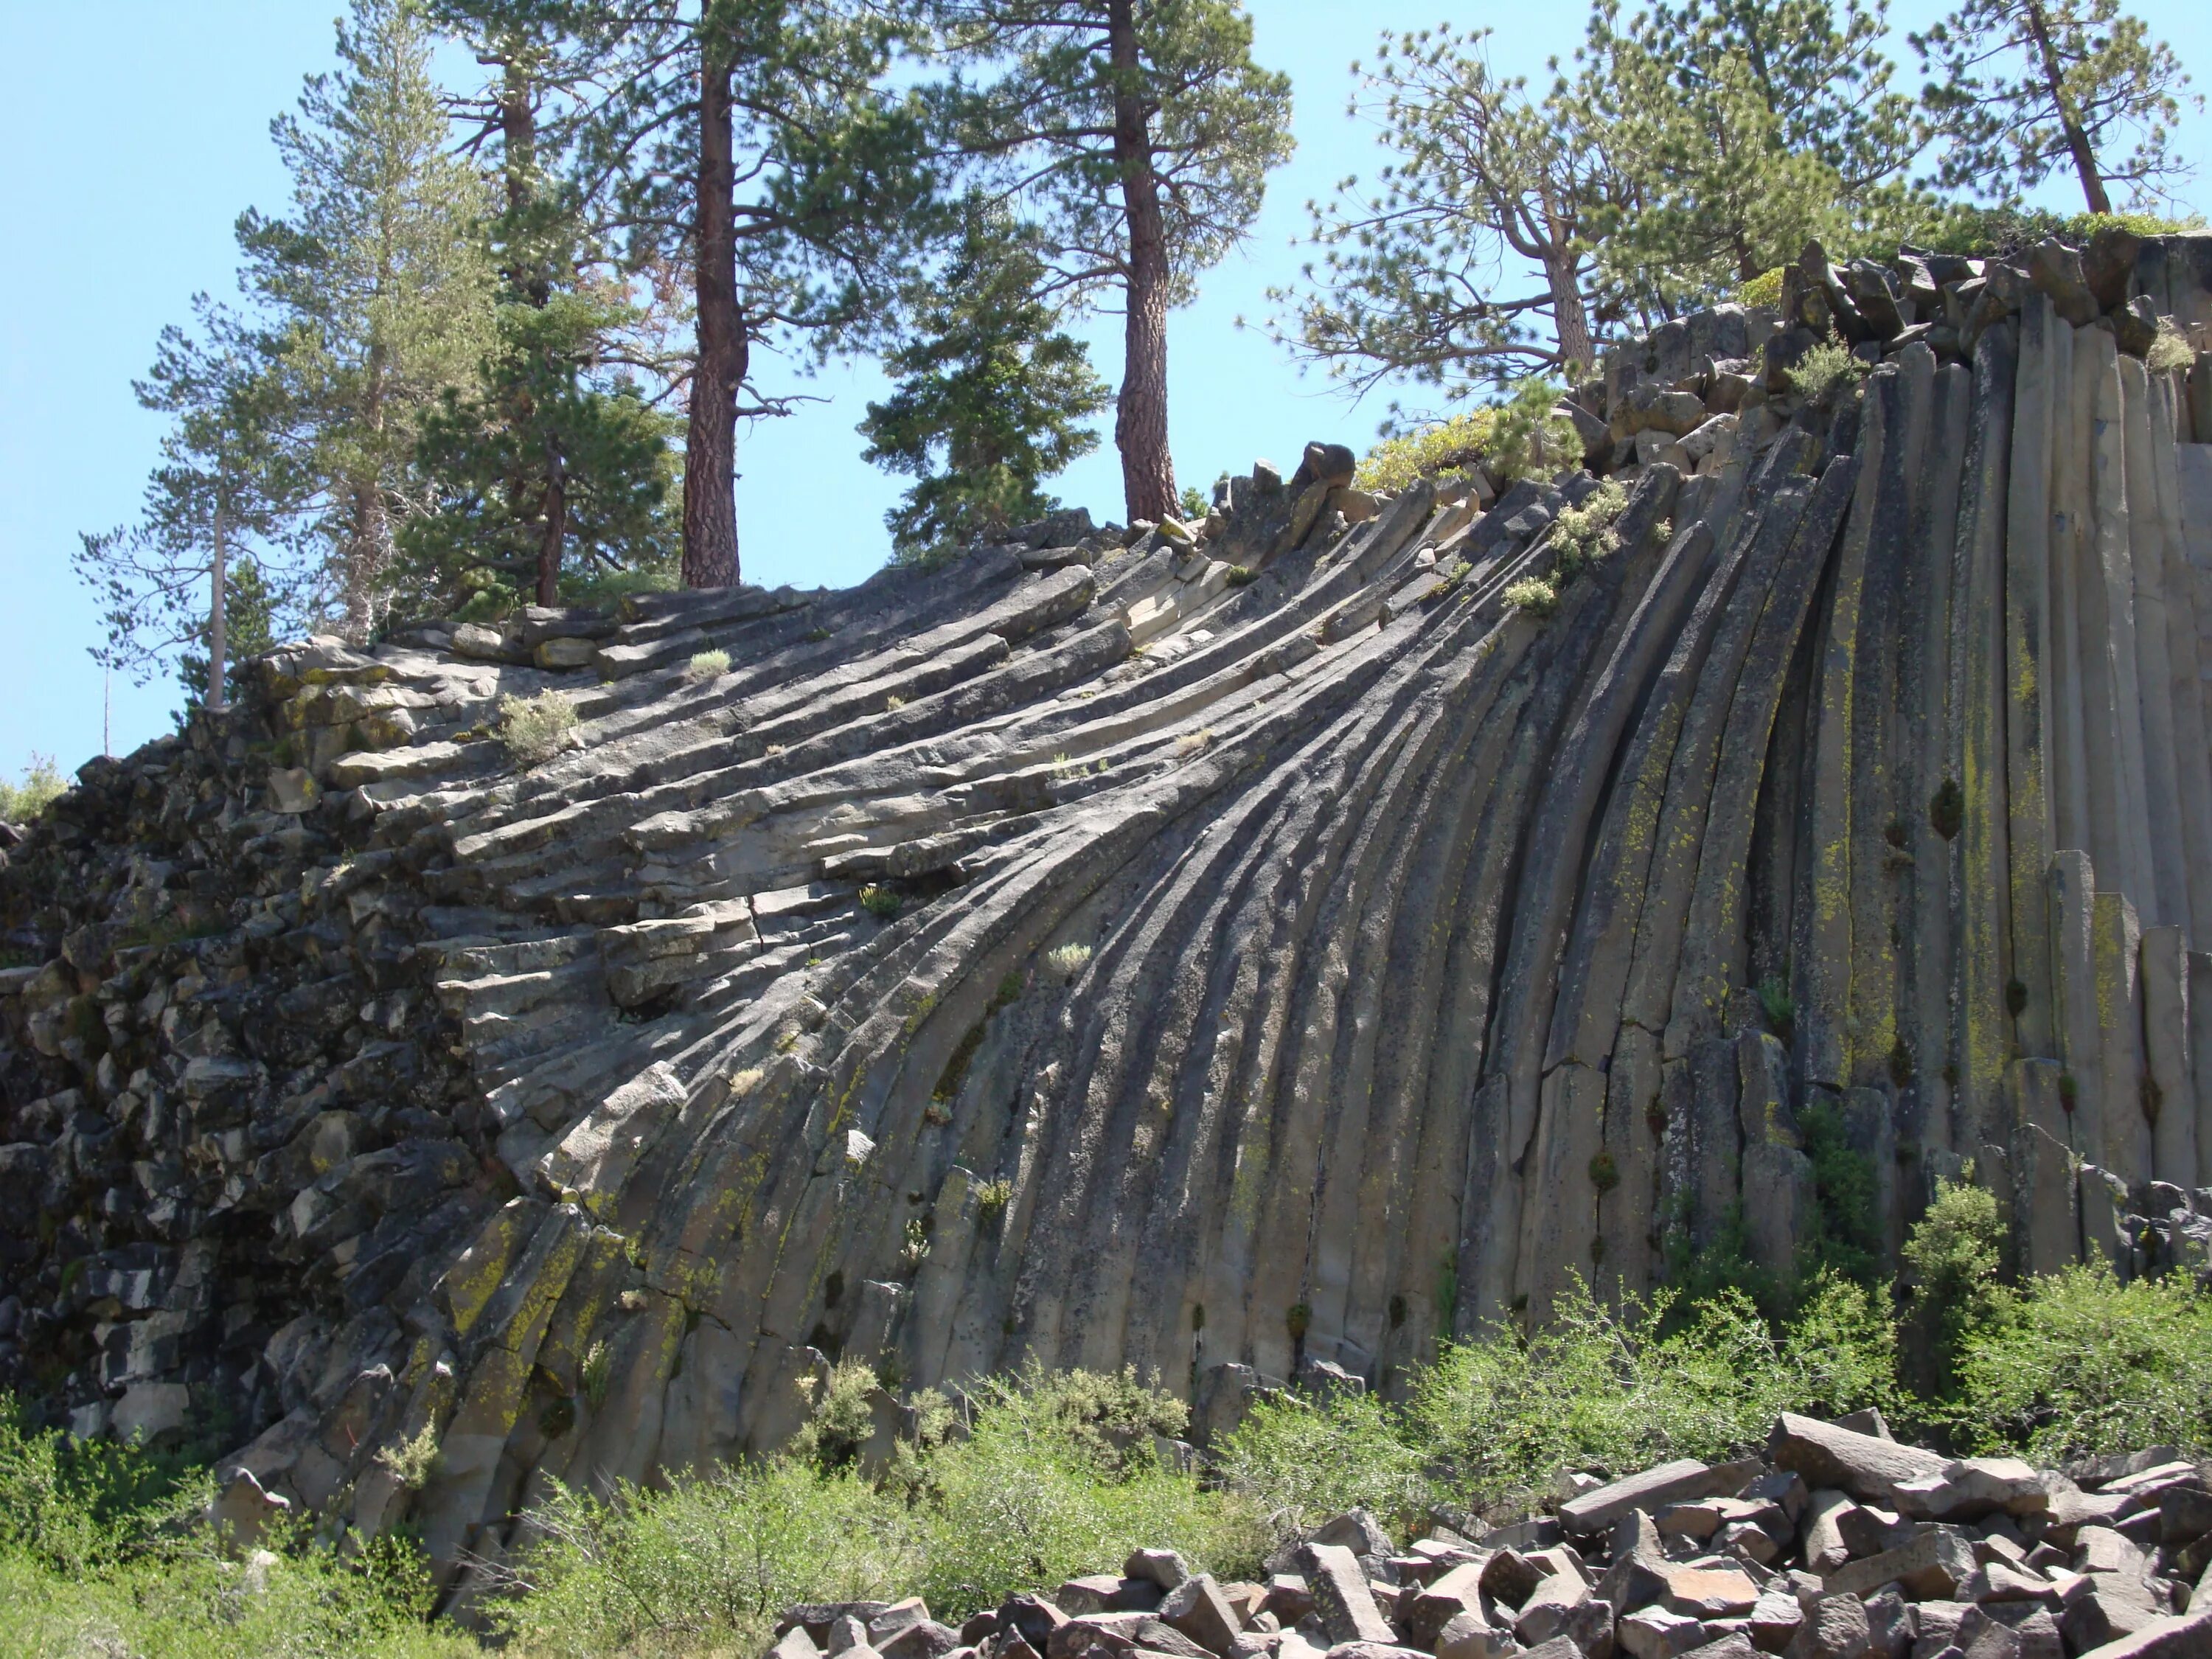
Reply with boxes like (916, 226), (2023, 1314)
(2021, 0), (2111, 214)
(1545, 254), (1596, 377)
(538, 440), (567, 607)
(207, 506), (228, 714)
(1107, 0), (1178, 525)
(684, 41), (744, 589)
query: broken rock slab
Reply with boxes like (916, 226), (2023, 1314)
(1770, 1414), (1951, 1506)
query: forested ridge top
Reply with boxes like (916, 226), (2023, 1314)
(29, 0), (2203, 787)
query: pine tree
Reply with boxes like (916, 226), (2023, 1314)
(241, 0), (496, 633)
(860, 206), (1110, 557)
(1580, 0), (1927, 302)
(440, 1), (945, 591)
(1911, 0), (2199, 213)
(403, 12), (678, 613)
(1279, 27), (1637, 401)
(80, 0), (498, 672)
(74, 311), (295, 710)
(935, 0), (1294, 526)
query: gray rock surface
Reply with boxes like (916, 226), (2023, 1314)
(5, 234), (2212, 1596)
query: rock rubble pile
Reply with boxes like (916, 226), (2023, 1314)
(766, 1416), (2212, 1659)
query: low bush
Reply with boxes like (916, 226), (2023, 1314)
(1788, 337), (1867, 403)
(496, 1459), (909, 1659)
(0, 1397), (463, 1658)
(1357, 411), (1498, 493)
(685, 649), (731, 682)
(1355, 380), (1582, 495)
(0, 754), (66, 824)
(498, 690), (581, 766)
(1503, 576), (1559, 618)
(7, 1228), (2211, 1650)
(1222, 1275), (1895, 1536)
(1942, 1262), (2212, 1464)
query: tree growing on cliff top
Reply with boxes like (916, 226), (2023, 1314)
(1910, 0), (2199, 215)
(246, 0), (498, 634)
(401, 11), (678, 615)
(442, 0), (944, 591)
(80, 0), (493, 665)
(860, 204), (1110, 557)
(933, 0), (1293, 526)
(1278, 27), (1636, 402)
(1579, 0), (1927, 304)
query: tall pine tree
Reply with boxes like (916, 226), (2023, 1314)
(860, 205), (1110, 557)
(439, 0), (946, 590)
(935, 0), (1293, 526)
(404, 11), (678, 613)
(246, 0), (498, 633)
(1912, 0), (2198, 212)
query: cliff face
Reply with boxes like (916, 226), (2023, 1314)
(4, 232), (2211, 1586)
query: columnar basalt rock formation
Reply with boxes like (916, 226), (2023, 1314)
(4, 232), (2212, 1581)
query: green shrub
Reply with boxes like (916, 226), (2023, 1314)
(1222, 1276), (1895, 1539)
(2147, 321), (2196, 375)
(497, 690), (580, 766)
(1943, 1265), (2212, 1464)
(1796, 1098), (1882, 1289)
(501, 1366), (1265, 1646)
(498, 1459), (911, 1658)
(1355, 380), (1582, 495)
(1503, 577), (1559, 619)
(860, 883), (904, 920)
(1549, 479), (1629, 582)
(0, 754), (66, 824)
(1405, 1277), (1893, 1522)
(1217, 1386), (1433, 1545)
(1357, 411), (1498, 493)
(1900, 1173), (2006, 1399)
(910, 1367), (1265, 1618)
(1738, 268), (1785, 309)
(1043, 941), (1093, 980)
(0, 1395), (462, 1658)
(685, 648), (731, 682)
(1789, 337), (1867, 403)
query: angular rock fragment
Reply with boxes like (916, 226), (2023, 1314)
(1296, 1544), (1396, 1647)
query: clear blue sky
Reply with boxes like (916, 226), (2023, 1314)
(2, 0), (2207, 784)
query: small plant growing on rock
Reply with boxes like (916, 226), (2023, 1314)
(1739, 266), (1786, 309)
(685, 649), (731, 682)
(580, 1338), (613, 1409)
(375, 1422), (440, 1491)
(1930, 776), (1965, 841)
(498, 690), (581, 765)
(1588, 1150), (1621, 1193)
(1788, 335), (1868, 403)
(975, 1176), (1014, 1222)
(1756, 973), (1796, 1042)
(1549, 479), (1629, 582)
(1889, 1039), (1915, 1087)
(1044, 941), (1092, 980)
(2147, 321), (2196, 375)
(860, 884), (903, 920)
(1504, 576), (1559, 619)
(1225, 564), (1257, 586)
